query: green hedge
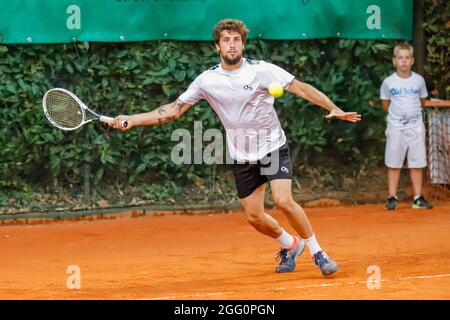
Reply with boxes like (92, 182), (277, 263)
(424, 0), (450, 99)
(0, 39), (397, 190)
(1, 4), (448, 193)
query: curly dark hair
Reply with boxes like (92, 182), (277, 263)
(212, 19), (249, 44)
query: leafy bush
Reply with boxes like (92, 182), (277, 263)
(423, 0), (450, 99)
(0, 5), (446, 196)
(0, 38), (396, 191)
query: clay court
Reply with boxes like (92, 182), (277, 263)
(0, 202), (449, 300)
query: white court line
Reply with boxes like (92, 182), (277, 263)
(149, 296), (177, 300)
(400, 273), (450, 280)
(145, 273), (450, 300)
(149, 292), (230, 300)
(295, 283), (339, 289)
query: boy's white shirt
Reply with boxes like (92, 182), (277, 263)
(380, 71), (428, 129)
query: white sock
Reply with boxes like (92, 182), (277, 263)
(304, 234), (323, 256)
(276, 228), (294, 249)
(414, 195), (421, 201)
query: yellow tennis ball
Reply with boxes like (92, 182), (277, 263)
(268, 82), (284, 98)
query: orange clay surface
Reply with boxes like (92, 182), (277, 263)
(0, 202), (449, 300)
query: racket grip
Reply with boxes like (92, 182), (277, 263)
(100, 116), (114, 124)
(100, 116), (128, 128)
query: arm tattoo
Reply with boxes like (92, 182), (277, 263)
(175, 100), (183, 112)
(170, 100), (183, 113)
(156, 100), (183, 124)
(158, 106), (166, 116)
(158, 116), (176, 123)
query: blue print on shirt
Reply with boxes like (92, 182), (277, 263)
(390, 87), (420, 96)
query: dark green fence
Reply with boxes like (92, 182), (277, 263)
(0, 0), (412, 43)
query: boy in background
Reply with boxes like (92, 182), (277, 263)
(380, 42), (433, 210)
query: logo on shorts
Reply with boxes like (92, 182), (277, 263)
(281, 166), (289, 173)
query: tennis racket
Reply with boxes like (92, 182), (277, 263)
(42, 88), (127, 131)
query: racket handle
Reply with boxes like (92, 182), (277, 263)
(100, 116), (128, 128)
(100, 116), (114, 123)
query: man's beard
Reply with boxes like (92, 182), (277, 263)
(221, 52), (242, 65)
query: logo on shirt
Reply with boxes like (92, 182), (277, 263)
(246, 59), (261, 65)
(243, 84), (253, 91)
(281, 166), (289, 173)
(390, 87), (420, 96)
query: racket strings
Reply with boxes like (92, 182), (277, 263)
(46, 91), (83, 129)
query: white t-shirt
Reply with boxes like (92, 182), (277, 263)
(179, 58), (295, 162)
(380, 72), (428, 129)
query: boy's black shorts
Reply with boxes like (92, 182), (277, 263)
(230, 142), (293, 199)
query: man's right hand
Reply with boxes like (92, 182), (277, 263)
(109, 115), (133, 131)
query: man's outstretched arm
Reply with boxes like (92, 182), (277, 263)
(287, 79), (361, 123)
(109, 98), (192, 130)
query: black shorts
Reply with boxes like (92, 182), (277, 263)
(230, 142), (293, 199)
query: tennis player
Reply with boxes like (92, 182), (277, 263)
(110, 19), (361, 276)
